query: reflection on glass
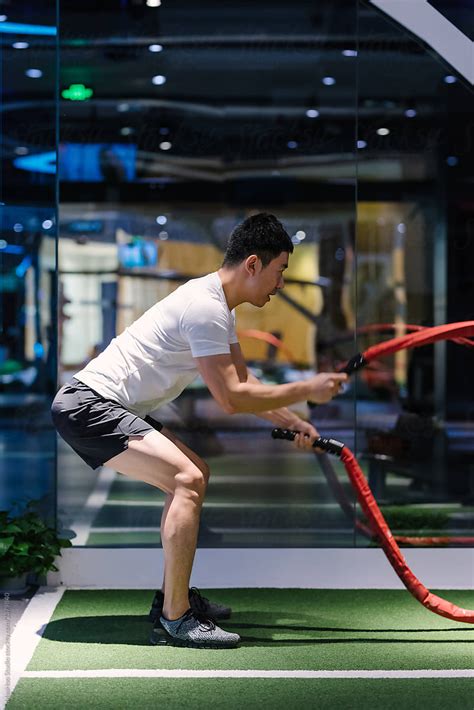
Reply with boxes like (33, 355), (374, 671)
(55, 1), (473, 551)
(355, 1), (474, 546)
(57, 0), (358, 547)
(0, 3), (58, 537)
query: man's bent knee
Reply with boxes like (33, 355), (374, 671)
(200, 460), (210, 486)
(174, 466), (207, 502)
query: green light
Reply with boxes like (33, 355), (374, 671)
(61, 83), (93, 101)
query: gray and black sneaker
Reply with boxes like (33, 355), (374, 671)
(150, 608), (240, 649)
(148, 587), (232, 623)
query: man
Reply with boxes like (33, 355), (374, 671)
(51, 213), (347, 649)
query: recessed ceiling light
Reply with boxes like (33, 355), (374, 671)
(42, 220), (53, 230)
(405, 109), (417, 118)
(444, 75), (457, 84)
(156, 215), (167, 225)
(15, 146), (29, 155)
(295, 230), (306, 240)
(148, 44), (163, 52)
(13, 41), (29, 49)
(342, 49), (357, 57)
(25, 68), (43, 78)
(287, 141), (298, 149)
(13, 223), (24, 233)
(397, 223), (406, 234)
(117, 103), (130, 112)
(120, 127), (134, 136)
(0, 15), (7, 22)
(159, 141), (172, 150)
(376, 127), (390, 136)
(146, 0), (161, 6)
(306, 109), (319, 118)
(357, 140), (367, 149)
(322, 76), (336, 86)
(152, 75), (166, 85)
(159, 231), (169, 240)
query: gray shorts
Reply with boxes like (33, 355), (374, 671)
(51, 378), (163, 470)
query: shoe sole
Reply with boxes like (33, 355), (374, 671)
(149, 627), (239, 649)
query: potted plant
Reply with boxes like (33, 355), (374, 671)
(0, 501), (73, 593)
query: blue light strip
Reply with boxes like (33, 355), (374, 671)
(0, 245), (24, 254)
(16, 254), (32, 277)
(0, 22), (57, 36)
(13, 151), (56, 174)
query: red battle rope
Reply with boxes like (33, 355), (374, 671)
(318, 450), (474, 547)
(341, 321), (474, 376)
(356, 323), (474, 349)
(272, 428), (474, 624)
(272, 321), (474, 623)
(329, 320), (474, 545)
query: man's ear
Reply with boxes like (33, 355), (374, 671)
(244, 254), (261, 276)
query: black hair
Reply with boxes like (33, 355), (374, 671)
(222, 213), (293, 268)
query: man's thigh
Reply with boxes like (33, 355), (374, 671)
(160, 427), (209, 480)
(104, 429), (201, 494)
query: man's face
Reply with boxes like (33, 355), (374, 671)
(253, 251), (289, 307)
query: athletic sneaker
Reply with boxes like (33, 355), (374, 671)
(150, 608), (240, 649)
(148, 587), (232, 623)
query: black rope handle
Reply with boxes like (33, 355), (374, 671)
(271, 428), (345, 456)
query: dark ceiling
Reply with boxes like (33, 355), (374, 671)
(0, 0), (473, 204)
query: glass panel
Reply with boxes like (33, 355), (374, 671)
(0, 4), (58, 536)
(355, 2), (474, 546)
(58, 0), (358, 547)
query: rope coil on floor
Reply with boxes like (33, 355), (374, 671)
(272, 321), (474, 624)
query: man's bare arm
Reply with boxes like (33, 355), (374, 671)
(229, 343), (324, 451)
(229, 343), (305, 428)
(194, 344), (347, 415)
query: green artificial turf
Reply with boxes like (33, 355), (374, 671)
(107, 477), (356, 505)
(26, 589), (474, 672)
(8, 678), (474, 710)
(100, 460), (473, 538)
(86, 532), (358, 547)
(87, 532), (162, 545)
(92, 503), (351, 529)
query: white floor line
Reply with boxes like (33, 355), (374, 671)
(90, 526), (161, 533)
(20, 669), (474, 680)
(117, 475), (336, 485)
(88, 527), (352, 534)
(1, 586), (65, 709)
(103, 500), (331, 509)
(72, 466), (117, 545)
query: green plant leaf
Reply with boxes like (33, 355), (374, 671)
(0, 506), (72, 577)
(0, 537), (14, 556)
(3, 523), (22, 534)
(13, 542), (31, 555)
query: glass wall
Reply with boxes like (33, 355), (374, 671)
(57, 0), (358, 547)
(47, 0), (474, 549)
(354, 1), (474, 546)
(0, 3), (58, 535)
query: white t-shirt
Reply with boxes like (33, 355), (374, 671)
(74, 272), (238, 418)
